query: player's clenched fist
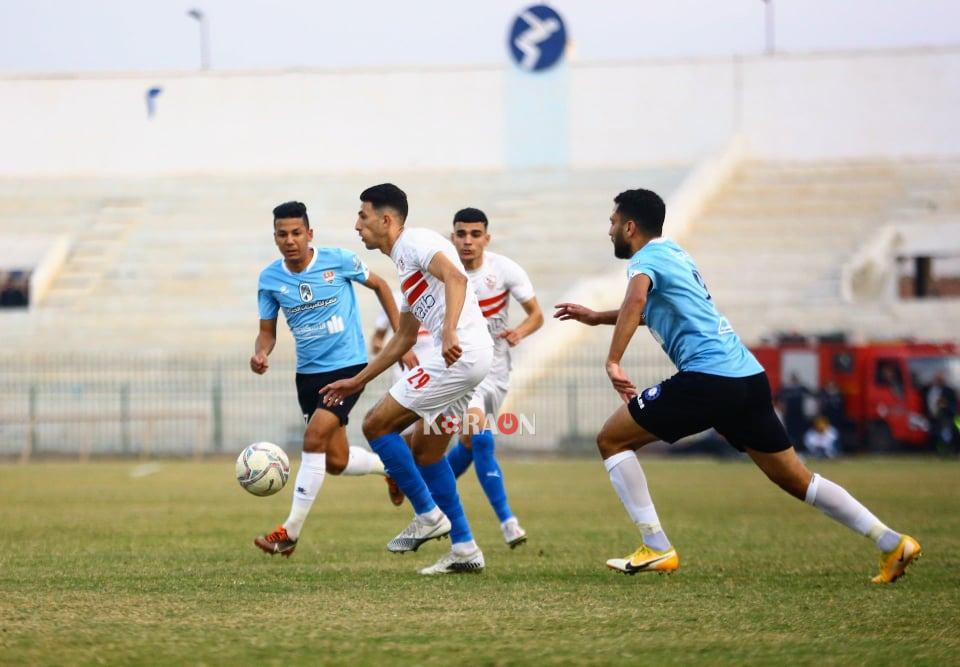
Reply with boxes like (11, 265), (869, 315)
(250, 352), (269, 374)
(442, 331), (462, 367)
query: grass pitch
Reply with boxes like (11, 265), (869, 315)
(1, 457), (959, 665)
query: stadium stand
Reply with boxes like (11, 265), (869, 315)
(3, 158), (959, 455)
(0, 167), (688, 353)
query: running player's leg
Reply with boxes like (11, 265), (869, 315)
(597, 403), (672, 555)
(410, 422), (478, 556)
(324, 424), (403, 505)
(361, 393), (438, 518)
(446, 431), (474, 477)
(326, 426), (385, 476)
(721, 373), (919, 583)
(464, 382), (525, 546)
(254, 406), (339, 556)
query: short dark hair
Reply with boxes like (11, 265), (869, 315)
(614, 189), (665, 236)
(272, 201), (309, 228)
(360, 183), (408, 222)
(452, 207), (488, 228)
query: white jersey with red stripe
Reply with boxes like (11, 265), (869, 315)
(390, 227), (492, 353)
(375, 289), (438, 382)
(465, 251), (535, 365)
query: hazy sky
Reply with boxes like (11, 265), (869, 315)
(1, 0), (958, 74)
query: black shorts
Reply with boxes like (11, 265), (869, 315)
(296, 363), (367, 426)
(627, 371), (792, 453)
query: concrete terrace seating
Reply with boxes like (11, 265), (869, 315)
(0, 167), (689, 354)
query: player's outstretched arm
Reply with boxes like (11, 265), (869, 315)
(554, 303), (618, 325)
(250, 318), (277, 374)
(500, 296), (544, 347)
(362, 270), (401, 333)
(427, 252), (468, 366)
(320, 312), (419, 406)
(605, 274), (651, 402)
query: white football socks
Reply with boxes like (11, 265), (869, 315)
(804, 473), (901, 552)
(282, 451), (326, 540)
(340, 446), (386, 476)
(452, 539), (479, 556)
(604, 451), (671, 551)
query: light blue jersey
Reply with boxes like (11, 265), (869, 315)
(258, 247), (369, 373)
(627, 238), (763, 377)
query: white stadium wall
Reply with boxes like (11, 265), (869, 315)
(0, 47), (958, 176)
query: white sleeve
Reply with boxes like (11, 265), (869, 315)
(502, 256), (536, 304)
(411, 230), (464, 277)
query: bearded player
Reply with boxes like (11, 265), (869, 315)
(555, 188), (920, 583)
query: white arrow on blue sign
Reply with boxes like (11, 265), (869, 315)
(508, 4), (567, 72)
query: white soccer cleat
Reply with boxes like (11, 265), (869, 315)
(386, 513), (452, 553)
(418, 547), (486, 575)
(501, 518), (528, 549)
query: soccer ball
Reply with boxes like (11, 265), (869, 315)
(236, 442), (290, 496)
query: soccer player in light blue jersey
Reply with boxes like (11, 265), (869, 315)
(555, 189), (920, 583)
(251, 201), (411, 558)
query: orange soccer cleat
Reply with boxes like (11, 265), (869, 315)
(253, 525), (297, 558)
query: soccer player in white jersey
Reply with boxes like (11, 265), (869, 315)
(320, 184), (494, 575)
(445, 207), (543, 548)
(370, 289), (437, 383)
(250, 201), (405, 558)
(555, 189), (920, 583)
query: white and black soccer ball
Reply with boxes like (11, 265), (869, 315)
(236, 442), (290, 497)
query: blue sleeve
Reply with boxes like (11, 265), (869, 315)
(627, 258), (658, 291)
(340, 249), (370, 283)
(257, 276), (280, 320)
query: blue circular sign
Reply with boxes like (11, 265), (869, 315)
(508, 5), (567, 72)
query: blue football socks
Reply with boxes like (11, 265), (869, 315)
(445, 440), (474, 478)
(418, 458), (473, 544)
(472, 429), (514, 523)
(368, 432), (436, 515)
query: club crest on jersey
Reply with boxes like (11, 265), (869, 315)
(484, 274), (497, 289)
(642, 384), (662, 401)
(322, 270), (335, 284)
(299, 283), (313, 302)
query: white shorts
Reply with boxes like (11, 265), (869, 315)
(389, 346), (493, 424)
(467, 353), (510, 417)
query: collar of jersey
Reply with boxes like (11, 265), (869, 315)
(389, 228), (408, 262)
(282, 246), (319, 276)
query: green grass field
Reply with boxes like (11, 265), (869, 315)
(2, 457), (959, 665)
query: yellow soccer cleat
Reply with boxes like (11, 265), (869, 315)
(872, 534), (922, 584)
(606, 544), (679, 575)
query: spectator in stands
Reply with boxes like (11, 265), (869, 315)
(804, 415), (840, 459)
(0, 270), (29, 308)
(924, 373), (959, 454)
(778, 373), (812, 449)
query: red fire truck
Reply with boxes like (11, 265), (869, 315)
(752, 339), (959, 451)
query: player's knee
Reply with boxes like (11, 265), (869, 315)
(596, 429), (620, 458)
(362, 412), (386, 441)
(303, 430), (327, 453)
